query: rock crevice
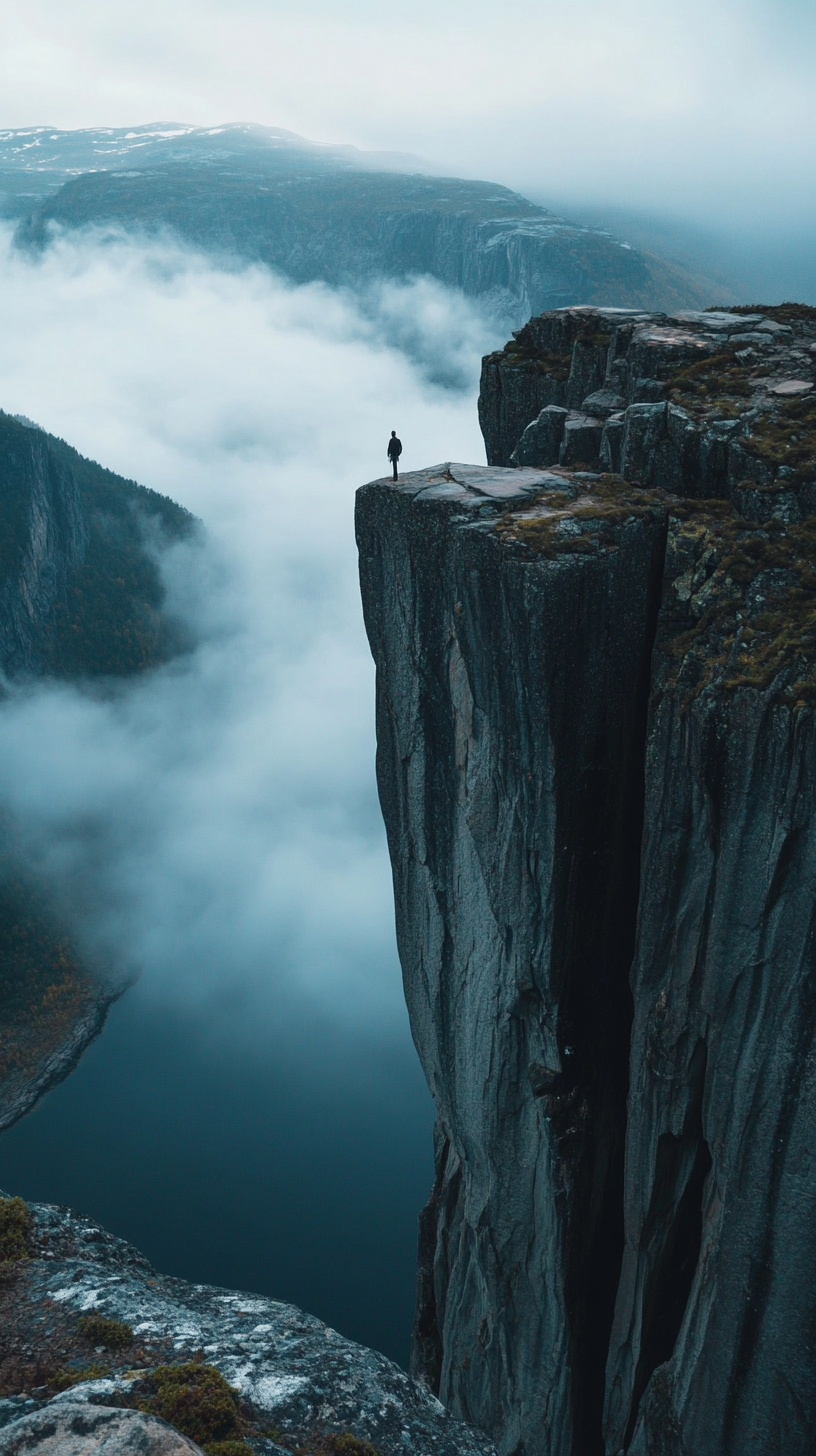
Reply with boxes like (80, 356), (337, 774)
(358, 312), (816, 1456)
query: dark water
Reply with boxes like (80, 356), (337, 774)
(0, 987), (434, 1369)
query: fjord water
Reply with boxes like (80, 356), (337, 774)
(0, 225), (495, 1366)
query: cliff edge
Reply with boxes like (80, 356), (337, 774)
(0, 1193), (494, 1456)
(356, 306), (816, 1456)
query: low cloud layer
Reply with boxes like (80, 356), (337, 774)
(0, 225), (494, 1046)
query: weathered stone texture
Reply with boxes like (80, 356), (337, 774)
(478, 306), (816, 527)
(357, 465), (669, 1456)
(358, 358), (816, 1456)
(0, 1198), (494, 1456)
(604, 509), (816, 1456)
(0, 1402), (203, 1455)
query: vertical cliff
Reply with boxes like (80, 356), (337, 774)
(357, 305), (816, 1456)
(358, 466), (669, 1456)
(605, 504), (816, 1456)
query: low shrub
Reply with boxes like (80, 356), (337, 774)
(0, 1196), (32, 1261)
(50, 1363), (111, 1391)
(76, 1313), (134, 1349)
(134, 1363), (244, 1448)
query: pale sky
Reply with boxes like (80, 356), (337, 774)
(3, 0), (815, 230)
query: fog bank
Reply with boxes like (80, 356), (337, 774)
(0, 224), (494, 1043)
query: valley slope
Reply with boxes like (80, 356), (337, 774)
(2, 124), (725, 325)
(0, 412), (194, 1132)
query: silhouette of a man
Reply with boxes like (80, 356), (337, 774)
(387, 430), (402, 480)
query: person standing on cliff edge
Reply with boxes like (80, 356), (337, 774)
(387, 430), (402, 480)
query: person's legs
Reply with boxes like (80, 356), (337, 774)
(392, 459), (398, 480)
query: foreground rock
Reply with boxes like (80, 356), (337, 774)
(0, 1197), (495, 1456)
(357, 434), (816, 1455)
(0, 1401), (203, 1455)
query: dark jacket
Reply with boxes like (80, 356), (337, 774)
(387, 436), (402, 459)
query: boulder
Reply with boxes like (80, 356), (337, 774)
(0, 1403), (202, 1455)
(510, 405), (568, 467)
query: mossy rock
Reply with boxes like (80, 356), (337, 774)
(203, 1443), (253, 1456)
(742, 393), (816, 484)
(133, 1363), (243, 1448)
(322, 1436), (379, 1456)
(495, 475), (669, 557)
(709, 302), (816, 325)
(664, 350), (751, 415)
(0, 1196), (32, 1261)
(662, 502), (816, 706)
(77, 1313), (134, 1349)
(50, 1362), (112, 1391)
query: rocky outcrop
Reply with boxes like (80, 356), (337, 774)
(0, 412), (195, 1133)
(480, 305), (816, 501)
(356, 318), (816, 1456)
(0, 983), (121, 1136)
(0, 1196), (495, 1456)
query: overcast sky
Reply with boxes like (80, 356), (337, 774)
(2, 0), (815, 231)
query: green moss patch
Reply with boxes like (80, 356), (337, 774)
(202, 1443), (254, 1456)
(498, 344), (571, 379)
(50, 1362), (112, 1391)
(129, 1362), (248, 1450)
(321, 1436), (379, 1456)
(0, 1196), (32, 1261)
(77, 1314), (134, 1349)
(575, 330), (612, 348)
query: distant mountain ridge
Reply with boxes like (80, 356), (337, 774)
(0, 121), (436, 214)
(2, 122), (729, 324)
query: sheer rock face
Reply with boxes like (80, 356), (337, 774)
(0, 1198), (494, 1456)
(605, 506), (816, 1456)
(357, 426), (816, 1455)
(12, 164), (714, 329)
(357, 466), (669, 1456)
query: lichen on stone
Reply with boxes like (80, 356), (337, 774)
(658, 501), (816, 708)
(663, 349), (752, 418)
(494, 474), (670, 557)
